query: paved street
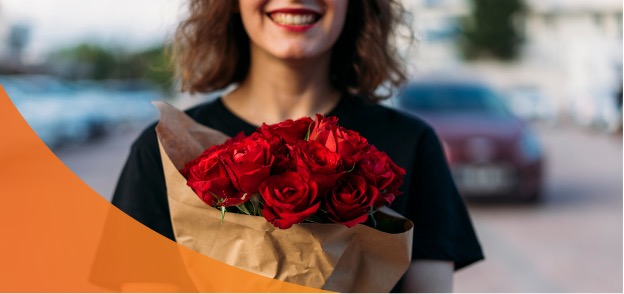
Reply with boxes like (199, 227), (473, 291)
(54, 123), (150, 202)
(55, 122), (623, 292)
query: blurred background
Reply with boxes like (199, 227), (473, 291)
(0, 0), (621, 292)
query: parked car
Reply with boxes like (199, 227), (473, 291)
(397, 77), (544, 201)
(0, 75), (160, 149)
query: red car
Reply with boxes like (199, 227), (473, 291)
(397, 78), (544, 202)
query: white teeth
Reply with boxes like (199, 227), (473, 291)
(271, 13), (317, 26)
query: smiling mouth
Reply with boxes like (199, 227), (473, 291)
(267, 10), (322, 27)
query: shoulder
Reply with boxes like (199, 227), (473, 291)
(352, 96), (433, 131)
(343, 96), (438, 152)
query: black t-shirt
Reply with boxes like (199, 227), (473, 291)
(111, 94), (484, 287)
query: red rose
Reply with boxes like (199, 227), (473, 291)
(325, 174), (379, 228)
(181, 114), (407, 228)
(259, 117), (313, 143)
(271, 143), (295, 174)
(220, 136), (274, 194)
(291, 140), (343, 192)
(181, 149), (246, 207)
(260, 171), (321, 229)
(226, 131), (247, 145)
(334, 126), (369, 168)
(309, 115), (368, 167)
(386, 157), (406, 192)
(180, 130), (248, 175)
(357, 147), (406, 207)
(309, 114), (339, 152)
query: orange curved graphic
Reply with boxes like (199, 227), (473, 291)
(0, 86), (322, 292)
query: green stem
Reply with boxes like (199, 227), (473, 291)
(220, 206), (226, 224)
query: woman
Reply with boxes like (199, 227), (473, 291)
(112, 0), (483, 292)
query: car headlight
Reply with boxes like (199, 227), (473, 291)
(518, 130), (542, 162)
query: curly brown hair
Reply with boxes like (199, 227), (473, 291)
(173, 0), (412, 102)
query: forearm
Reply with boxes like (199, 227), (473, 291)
(402, 260), (454, 293)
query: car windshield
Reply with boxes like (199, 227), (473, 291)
(400, 84), (511, 115)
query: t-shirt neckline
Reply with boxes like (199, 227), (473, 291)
(213, 93), (353, 135)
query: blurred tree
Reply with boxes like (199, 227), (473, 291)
(460, 0), (526, 60)
(133, 46), (175, 92)
(52, 44), (117, 80)
(49, 44), (174, 92)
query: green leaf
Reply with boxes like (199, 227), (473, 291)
(220, 206), (226, 224)
(305, 214), (324, 223)
(367, 206), (378, 228)
(237, 203), (251, 215)
(305, 122), (313, 141)
(369, 212), (377, 229)
(250, 194), (261, 216)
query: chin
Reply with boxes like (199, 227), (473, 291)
(271, 45), (326, 61)
(276, 51), (312, 60)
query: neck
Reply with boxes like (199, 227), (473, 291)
(223, 45), (341, 126)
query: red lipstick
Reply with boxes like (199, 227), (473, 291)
(267, 8), (322, 32)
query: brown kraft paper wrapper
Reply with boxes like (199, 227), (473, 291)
(153, 101), (414, 292)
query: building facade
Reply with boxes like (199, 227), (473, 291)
(402, 0), (622, 129)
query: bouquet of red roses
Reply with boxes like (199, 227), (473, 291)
(154, 102), (413, 292)
(180, 114), (405, 230)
